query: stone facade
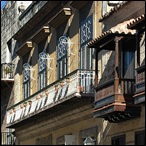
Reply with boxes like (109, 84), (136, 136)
(4, 1), (102, 145)
(2, 1), (145, 145)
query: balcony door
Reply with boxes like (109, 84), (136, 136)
(23, 52), (30, 99)
(38, 52), (47, 90)
(57, 35), (68, 79)
(121, 50), (135, 79)
(38, 38), (47, 91)
(80, 15), (93, 70)
(80, 15), (93, 92)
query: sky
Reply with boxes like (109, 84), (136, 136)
(1, 1), (7, 9)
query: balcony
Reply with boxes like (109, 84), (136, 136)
(94, 77), (141, 122)
(88, 19), (141, 123)
(1, 132), (15, 145)
(6, 69), (94, 128)
(133, 65), (145, 104)
(1, 63), (14, 82)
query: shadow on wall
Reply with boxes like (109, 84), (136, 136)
(1, 86), (14, 129)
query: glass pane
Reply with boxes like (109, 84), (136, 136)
(57, 35), (68, 79)
(135, 131), (145, 145)
(80, 15), (93, 45)
(123, 51), (134, 78)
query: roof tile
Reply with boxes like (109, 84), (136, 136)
(88, 19), (136, 47)
(127, 14), (145, 28)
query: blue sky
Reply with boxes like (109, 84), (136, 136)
(1, 1), (7, 9)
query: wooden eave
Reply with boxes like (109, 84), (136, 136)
(16, 41), (33, 56)
(48, 8), (72, 28)
(32, 26), (50, 43)
(88, 32), (135, 52)
(128, 21), (145, 31)
(127, 14), (145, 30)
(70, 1), (91, 9)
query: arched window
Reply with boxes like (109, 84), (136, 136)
(57, 35), (68, 79)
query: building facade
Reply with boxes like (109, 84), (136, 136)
(4, 1), (103, 145)
(88, 1), (145, 145)
(2, 1), (145, 145)
(1, 1), (32, 145)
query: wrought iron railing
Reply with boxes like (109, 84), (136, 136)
(1, 63), (14, 80)
(6, 69), (95, 127)
(1, 132), (15, 145)
(78, 69), (94, 93)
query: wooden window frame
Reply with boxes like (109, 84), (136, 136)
(111, 134), (126, 145)
(135, 130), (145, 145)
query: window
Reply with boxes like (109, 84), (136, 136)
(111, 134), (125, 145)
(38, 52), (47, 90)
(7, 40), (12, 62)
(80, 45), (92, 70)
(121, 50), (135, 78)
(80, 15), (93, 91)
(57, 35), (68, 79)
(7, 38), (17, 60)
(80, 15), (93, 70)
(135, 130), (145, 145)
(79, 127), (97, 145)
(23, 52), (31, 99)
(80, 15), (93, 46)
(38, 39), (47, 90)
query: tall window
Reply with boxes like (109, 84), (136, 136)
(57, 35), (68, 79)
(122, 50), (135, 78)
(38, 39), (47, 90)
(80, 15), (93, 70)
(135, 130), (145, 145)
(38, 52), (47, 90)
(23, 52), (30, 99)
(111, 134), (125, 145)
(80, 15), (93, 91)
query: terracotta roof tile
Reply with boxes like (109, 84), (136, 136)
(127, 14), (145, 28)
(99, 1), (130, 22)
(88, 19), (136, 47)
(110, 19), (136, 34)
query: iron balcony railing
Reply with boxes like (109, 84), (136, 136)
(6, 69), (95, 127)
(1, 132), (15, 145)
(1, 63), (14, 80)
